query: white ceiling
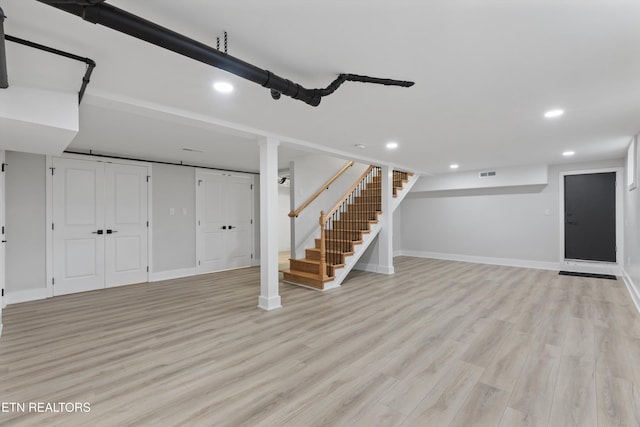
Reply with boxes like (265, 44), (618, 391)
(3, 0), (639, 174)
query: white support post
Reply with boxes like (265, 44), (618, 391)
(258, 137), (282, 311)
(378, 165), (395, 274)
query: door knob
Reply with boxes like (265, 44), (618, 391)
(92, 230), (104, 235)
(221, 226), (227, 230)
(228, 225), (236, 229)
(106, 229), (118, 234)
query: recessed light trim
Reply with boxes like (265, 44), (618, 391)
(386, 142), (398, 149)
(562, 150), (575, 157)
(213, 81), (234, 93)
(354, 144), (366, 149)
(450, 164), (459, 169)
(544, 109), (564, 119)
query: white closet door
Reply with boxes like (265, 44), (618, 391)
(105, 163), (148, 287)
(196, 171), (226, 273)
(52, 158), (105, 296)
(224, 175), (253, 269)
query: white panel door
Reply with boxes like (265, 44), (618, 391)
(105, 163), (148, 287)
(53, 158), (105, 296)
(196, 171), (253, 273)
(224, 175), (253, 269)
(196, 172), (226, 273)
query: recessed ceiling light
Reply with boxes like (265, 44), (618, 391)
(562, 150), (575, 157)
(213, 81), (234, 93)
(386, 142), (398, 149)
(544, 109), (564, 119)
(182, 148), (204, 153)
(450, 164), (459, 169)
(354, 144), (366, 149)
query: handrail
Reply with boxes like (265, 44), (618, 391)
(289, 161), (354, 218)
(322, 165), (375, 224)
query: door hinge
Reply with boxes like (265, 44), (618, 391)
(147, 266), (149, 272)
(52, 223), (55, 230)
(198, 179), (203, 186)
(52, 278), (55, 286)
(1, 289), (4, 297)
(146, 221), (149, 227)
(251, 253), (253, 259)
(198, 260), (201, 266)
(1, 163), (6, 172)
(50, 167), (55, 175)
(250, 219), (253, 224)
(146, 175), (150, 182)
(250, 184), (253, 190)
(1, 226), (4, 235)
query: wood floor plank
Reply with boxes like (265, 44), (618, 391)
(448, 382), (510, 427)
(0, 257), (638, 426)
(595, 373), (640, 427)
(479, 329), (534, 392)
(548, 355), (597, 427)
(498, 407), (542, 427)
(508, 339), (561, 421)
(400, 359), (483, 427)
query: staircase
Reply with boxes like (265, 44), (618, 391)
(283, 168), (415, 290)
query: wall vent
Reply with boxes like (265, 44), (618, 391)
(479, 171), (497, 178)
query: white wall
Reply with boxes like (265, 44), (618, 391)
(278, 185), (291, 252)
(5, 152), (47, 292)
(290, 155), (368, 258)
(401, 159), (624, 268)
(152, 164), (196, 273)
(624, 138), (640, 306)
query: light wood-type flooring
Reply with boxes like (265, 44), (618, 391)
(1, 257), (640, 426)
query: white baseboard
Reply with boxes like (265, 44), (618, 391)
(622, 270), (640, 314)
(6, 288), (49, 305)
(559, 260), (621, 276)
(353, 262), (395, 275)
(149, 267), (197, 282)
(398, 250), (559, 271)
(258, 295), (282, 311)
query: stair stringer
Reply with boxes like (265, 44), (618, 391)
(323, 216), (383, 290)
(392, 173), (420, 212)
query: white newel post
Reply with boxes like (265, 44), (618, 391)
(378, 165), (395, 274)
(258, 137), (282, 311)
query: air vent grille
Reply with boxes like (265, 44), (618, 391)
(479, 171), (496, 178)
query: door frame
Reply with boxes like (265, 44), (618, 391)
(195, 168), (256, 274)
(559, 167), (623, 275)
(46, 154), (153, 297)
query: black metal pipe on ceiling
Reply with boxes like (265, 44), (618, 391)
(0, 7), (8, 89)
(4, 34), (96, 103)
(35, 0), (414, 107)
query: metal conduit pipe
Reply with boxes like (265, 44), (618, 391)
(36, 0), (414, 107)
(0, 7), (8, 88)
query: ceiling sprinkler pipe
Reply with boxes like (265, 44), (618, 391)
(0, 6), (8, 88)
(36, 1), (414, 107)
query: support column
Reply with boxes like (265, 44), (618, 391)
(258, 137), (282, 311)
(378, 165), (395, 274)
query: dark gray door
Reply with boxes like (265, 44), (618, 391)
(564, 172), (616, 262)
